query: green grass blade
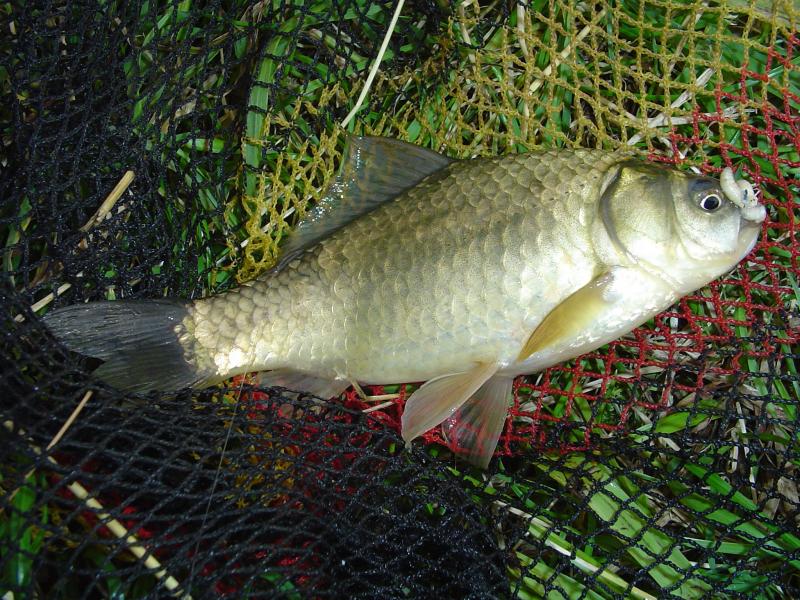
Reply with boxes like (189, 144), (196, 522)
(587, 470), (711, 598)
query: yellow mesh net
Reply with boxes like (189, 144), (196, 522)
(228, 1), (797, 281)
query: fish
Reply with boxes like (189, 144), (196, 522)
(43, 136), (766, 467)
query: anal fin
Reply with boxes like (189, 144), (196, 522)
(441, 376), (513, 468)
(401, 362), (498, 444)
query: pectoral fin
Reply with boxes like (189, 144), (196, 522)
(441, 376), (513, 468)
(401, 362), (499, 443)
(518, 271), (617, 361)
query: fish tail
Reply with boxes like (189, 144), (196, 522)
(43, 299), (217, 393)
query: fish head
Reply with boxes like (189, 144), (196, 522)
(599, 161), (766, 292)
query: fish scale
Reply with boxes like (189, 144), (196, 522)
(187, 149), (619, 384)
(43, 137), (765, 465)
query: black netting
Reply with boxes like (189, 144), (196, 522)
(2, 0), (800, 598)
(1, 382), (508, 597)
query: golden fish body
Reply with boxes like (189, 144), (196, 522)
(45, 137), (766, 466)
(192, 150), (617, 382)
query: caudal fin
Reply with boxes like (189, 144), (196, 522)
(43, 299), (215, 393)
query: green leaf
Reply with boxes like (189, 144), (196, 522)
(680, 463), (800, 567)
(587, 470), (711, 598)
(512, 552), (611, 600)
(2, 473), (45, 590)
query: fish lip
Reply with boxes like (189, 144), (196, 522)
(685, 215), (761, 280)
(735, 217), (762, 261)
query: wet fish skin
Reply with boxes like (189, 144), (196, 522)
(44, 138), (765, 467)
(191, 149), (621, 384)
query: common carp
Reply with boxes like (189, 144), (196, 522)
(44, 137), (766, 466)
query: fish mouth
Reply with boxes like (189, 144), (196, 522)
(722, 166), (766, 262)
(734, 216), (762, 262)
(690, 214), (762, 282)
(736, 205), (767, 261)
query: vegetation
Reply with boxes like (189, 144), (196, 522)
(1, 0), (797, 597)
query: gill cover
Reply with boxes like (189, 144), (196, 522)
(598, 161), (677, 266)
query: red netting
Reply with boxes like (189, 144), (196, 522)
(3, 2), (799, 598)
(331, 35), (800, 459)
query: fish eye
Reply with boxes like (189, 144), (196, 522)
(699, 193), (722, 212)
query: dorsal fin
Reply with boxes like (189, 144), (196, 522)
(275, 136), (454, 271)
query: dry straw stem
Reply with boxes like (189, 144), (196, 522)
(47, 390), (94, 450)
(340, 0), (406, 129)
(626, 68), (715, 147)
(362, 393), (400, 402)
(80, 170), (135, 232)
(528, 9), (605, 95)
(6, 391), (94, 504)
(349, 380), (401, 410)
(17, 170), (135, 321)
(457, 2), (477, 65)
(2, 420), (191, 599)
(15, 281), (73, 323)
(497, 500), (658, 600)
(362, 400), (397, 413)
